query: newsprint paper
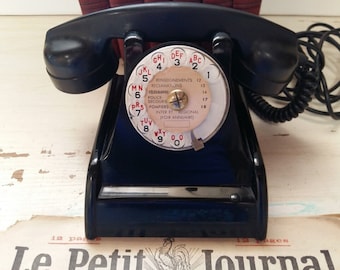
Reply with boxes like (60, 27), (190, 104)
(0, 216), (338, 270)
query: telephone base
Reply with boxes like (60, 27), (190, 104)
(84, 76), (267, 240)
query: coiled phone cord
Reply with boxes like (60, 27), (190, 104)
(245, 23), (340, 122)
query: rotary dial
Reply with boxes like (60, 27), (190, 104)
(125, 44), (230, 151)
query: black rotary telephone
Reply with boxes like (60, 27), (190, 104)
(44, 3), (304, 240)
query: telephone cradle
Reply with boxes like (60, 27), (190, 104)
(44, 3), (300, 240)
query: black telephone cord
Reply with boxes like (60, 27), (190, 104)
(245, 23), (340, 122)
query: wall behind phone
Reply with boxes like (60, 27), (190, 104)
(0, 0), (339, 15)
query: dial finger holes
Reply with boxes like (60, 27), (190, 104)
(125, 44), (230, 151)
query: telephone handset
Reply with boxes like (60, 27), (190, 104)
(44, 3), (299, 240)
(44, 2), (298, 95)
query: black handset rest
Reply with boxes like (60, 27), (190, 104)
(44, 2), (298, 95)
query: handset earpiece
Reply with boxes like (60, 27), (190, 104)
(233, 37), (299, 97)
(44, 35), (118, 94)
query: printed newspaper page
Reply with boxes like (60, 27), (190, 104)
(0, 215), (338, 270)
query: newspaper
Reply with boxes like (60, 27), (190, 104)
(1, 215), (338, 269)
